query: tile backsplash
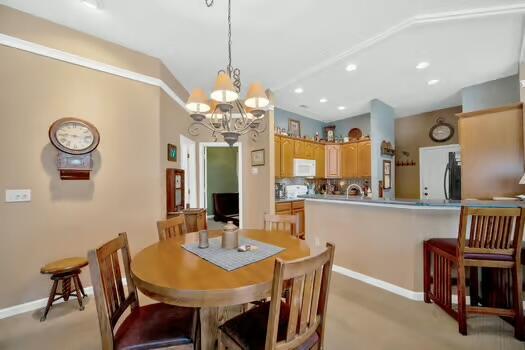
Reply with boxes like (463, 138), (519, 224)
(276, 177), (371, 195)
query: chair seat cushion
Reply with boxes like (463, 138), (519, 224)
(426, 238), (513, 261)
(220, 301), (319, 350)
(114, 303), (195, 350)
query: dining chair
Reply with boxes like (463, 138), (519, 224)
(157, 215), (187, 241)
(264, 214), (299, 238)
(424, 207), (525, 339)
(88, 233), (197, 350)
(218, 242), (335, 350)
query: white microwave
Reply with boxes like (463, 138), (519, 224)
(293, 158), (316, 177)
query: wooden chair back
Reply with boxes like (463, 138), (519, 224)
(265, 242), (335, 350)
(88, 233), (139, 350)
(459, 207), (525, 263)
(264, 214), (299, 237)
(157, 215), (187, 241)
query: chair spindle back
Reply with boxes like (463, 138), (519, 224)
(157, 215), (187, 241)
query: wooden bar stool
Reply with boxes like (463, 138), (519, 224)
(40, 257), (88, 321)
(424, 206), (525, 339)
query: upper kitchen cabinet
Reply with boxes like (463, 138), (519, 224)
(304, 142), (315, 159)
(293, 140), (305, 159)
(314, 143), (325, 178)
(281, 137), (294, 178)
(341, 143), (358, 178)
(274, 135), (282, 178)
(357, 140), (371, 177)
(325, 144), (341, 178)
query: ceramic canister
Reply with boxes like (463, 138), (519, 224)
(222, 221), (239, 249)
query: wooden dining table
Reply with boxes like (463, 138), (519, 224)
(130, 229), (311, 350)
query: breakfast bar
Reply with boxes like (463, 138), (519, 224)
(301, 195), (524, 300)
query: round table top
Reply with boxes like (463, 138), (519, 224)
(40, 257), (88, 274)
(131, 229), (310, 307)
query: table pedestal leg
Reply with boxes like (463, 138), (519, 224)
(199, 306), (245, 350)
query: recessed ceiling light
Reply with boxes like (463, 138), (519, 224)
(416, 62), (430, 70)
(345, 64), (357, 72)
(81, 0), (102, 9)
(320, 98), (328, 103)
(427, 79), (440, 86)
(294, 87), (304, 94)
(338, 106), (346, 111)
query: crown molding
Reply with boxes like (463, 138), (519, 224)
(273, 4), (525, 91)
(0, 33), (187, 109)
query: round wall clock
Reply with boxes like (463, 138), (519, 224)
(429, 118), (454, 143)
(49, 117), (100, 155)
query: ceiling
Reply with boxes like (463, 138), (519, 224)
(0, 0), (524, 121)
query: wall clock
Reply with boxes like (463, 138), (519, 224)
(48, 117), (100, 180)
(429, 118), (454, 143)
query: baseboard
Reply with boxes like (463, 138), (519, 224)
(0, 287), (94, 320)
(332, 264), (425, 301)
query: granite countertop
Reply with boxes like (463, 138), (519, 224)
(298, 194), (525, 209)
(275, 198), (305, 203)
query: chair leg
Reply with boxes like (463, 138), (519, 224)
(511, 265), (524, 340)
(457, 264), (468, 335)
(423, 242), (431, 303)
(217, 329), (225, 350)
(469, 266), (479, 306)
(40, 279), (58, 322)
(72, 274), (85, 311)
(75, 275), (87, 298)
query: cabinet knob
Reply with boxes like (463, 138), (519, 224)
(424, 192), (428, 196)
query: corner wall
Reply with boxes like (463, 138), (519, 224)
(370, 99), (395, 197)
(462, 74), (520, 112)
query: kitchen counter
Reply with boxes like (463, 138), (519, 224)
(299, 194), (524, 210)
(275, 198), (305, 203)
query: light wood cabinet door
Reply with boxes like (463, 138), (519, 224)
(314, 144), (325, 178)
(325, 145), (341, 178)
(294, 140), (305, 159)
(274, 136), (281, 178)
(281, 138), (294, 177)
(357, 140), (371, 177)
(341, 143), (358, 178)
(293, 208), (305, 238)
(304, 142), (314, 159)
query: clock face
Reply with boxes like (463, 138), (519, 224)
(430, 122), (454, 142)
(49, 118), (100, 155)
(55, 122), (94, 151)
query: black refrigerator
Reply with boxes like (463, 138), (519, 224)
(444, 152), (461, 200)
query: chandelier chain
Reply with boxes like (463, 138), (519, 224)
(205, 0), (214, 7)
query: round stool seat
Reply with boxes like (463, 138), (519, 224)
(40, 257), (88, 275)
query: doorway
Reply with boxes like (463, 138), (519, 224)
(180, 135), (197, 208)
(199, 142), (243, 228)
(419, 144), (461, 200)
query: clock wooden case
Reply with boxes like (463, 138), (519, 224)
(429, 118), (454, 143)
(48, 117), (100, 180)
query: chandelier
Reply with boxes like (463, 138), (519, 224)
(185, 0), (269, 146)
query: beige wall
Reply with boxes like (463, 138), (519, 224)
(0, 5), (271, 309)
(395, 106), (462, 199)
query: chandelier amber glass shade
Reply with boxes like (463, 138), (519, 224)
(244, 82), (269, 109)
(186, 88), (211, 113)
(210, 72), (239, 103)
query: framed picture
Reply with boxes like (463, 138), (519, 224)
(383, 160), (392, 190)
(251, 149), (265, 166)
(324, 125), (336, 142)
(288, 119), (301, 137)
(167, 144), (177, 162)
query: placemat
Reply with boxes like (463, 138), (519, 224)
(182, 237), (285, 271)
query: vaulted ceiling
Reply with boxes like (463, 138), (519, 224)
(1, 0), (524, 120)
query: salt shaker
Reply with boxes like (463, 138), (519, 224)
(222, 221), (239, 249)
(198, 230), (209, 249)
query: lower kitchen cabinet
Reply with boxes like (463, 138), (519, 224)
(274, 200), (305, 239)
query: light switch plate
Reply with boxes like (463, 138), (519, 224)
(5, 189), (31, 203)
(251, 167), (258, 175)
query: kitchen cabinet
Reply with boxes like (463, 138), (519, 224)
(357, 140), (371, 177)
(325, 145), (341, 178)
(275, 200), (305, 239)
(313, 144), (325, 178)
(274, 136), (281, 178)
(341, 143), (358, 178)
(304, 142), (314, 159)
(281, 137), (294, 177)
(293, 140), (305, 159)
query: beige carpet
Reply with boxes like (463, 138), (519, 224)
(0, 273), (523, 349)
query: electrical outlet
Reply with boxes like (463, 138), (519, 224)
(5, 189), (31, 203)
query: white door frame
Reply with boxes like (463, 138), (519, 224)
(419, 144), (460, 199)
(199, 142), (244, 228)
(180, 135), (197, 208)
